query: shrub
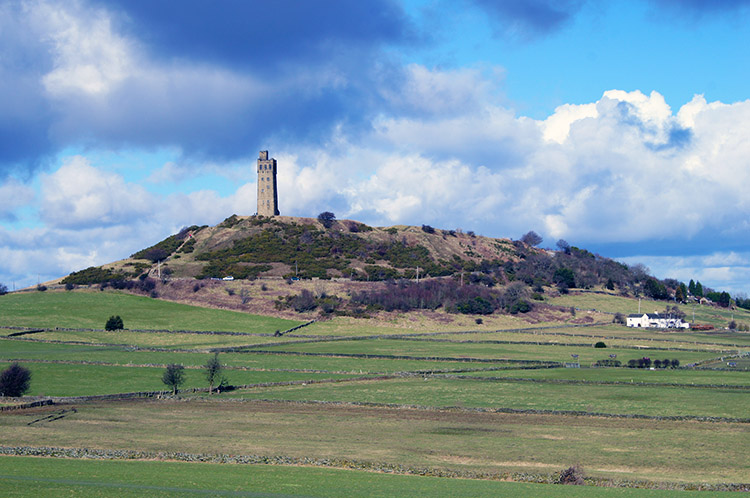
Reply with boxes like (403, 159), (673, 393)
(475, 318), (483, 325)
(421, 224), (435, 234)
(65, 282), (75, 291)
(593, 359), (621, 367)
(508, 299), (531, 314)
(162, 364), (185, 395)
(0, 363), (31, 397)
(291, 289), (317, 312)
(0, 283), (7, 295)
(105, 315), (124, 331)
(594, 341), (606, 348)
(36, 284), (47, 292)
(557, 466), (584, 485)
(317, 211), (336, 228)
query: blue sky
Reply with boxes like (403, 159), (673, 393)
(2, 0), (750, 295)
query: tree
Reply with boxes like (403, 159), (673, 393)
(145, 247), (169, 263)
(554, 268), (576, 292)
(205, 353), (223, 394)
(605, 278), (615, 291)
(643, 278), (668, 300)
(105, 315), (124, 331)
(317, 211), (336, 228)
(675, 285), (685, 303)
(0, 283), (8, 296)
(556, 239), (571, 254)
(0, 363), (31, 397)
(162, 364), (185, 395)
(694, 281), (703, 297)
(521, 230), (543, 247)
(688, 279), (696, 296)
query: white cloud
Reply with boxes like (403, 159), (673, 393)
(31, 0), (136, 97)
(40, 155), (155, 228)
(0, 179), (35, 220)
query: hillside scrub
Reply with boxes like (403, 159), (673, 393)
(349, 279), (531, 315)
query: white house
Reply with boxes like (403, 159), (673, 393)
(626, 313), (689, 329)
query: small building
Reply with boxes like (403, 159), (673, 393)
(626, 313), (689, 329)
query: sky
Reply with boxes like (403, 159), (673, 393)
(2, 0), (750, 295)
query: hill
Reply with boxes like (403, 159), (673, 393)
(62, 215), (522, 283)
(54, 214), (745, 328)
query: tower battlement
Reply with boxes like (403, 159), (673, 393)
(257, 150), (279, 216)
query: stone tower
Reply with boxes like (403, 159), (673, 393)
(256, 150), (279, 216)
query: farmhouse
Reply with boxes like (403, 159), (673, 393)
(626, 313), (690, 329)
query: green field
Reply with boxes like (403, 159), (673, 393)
(253, 338), (724, 365)
(2, 455), (737, 498)
(0, 360), (358, 396)
(0, 290), (300, 332)
(1, 290), (749, 495)
(225, 377), (750, 419)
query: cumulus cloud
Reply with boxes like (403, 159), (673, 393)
(0, 0), (417, 171)
(0, 179), (35, 221)
(40, 156), (155, 229)
(271, 83), (750, 253)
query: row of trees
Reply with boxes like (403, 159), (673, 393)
(0, 355), (227, 398)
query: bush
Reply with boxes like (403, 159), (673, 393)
(105, 315), (124, 331)
(557, 466), (584, 485)
(36, 284), (47, 292)
(594, 341), (606, 348)
(162, 364), (185, 395)
(0, 363), (31, 397)
(421, 224), (435, 234)
(317, 211), (336, 228)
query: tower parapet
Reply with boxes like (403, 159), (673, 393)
(257, 150), (279, 216)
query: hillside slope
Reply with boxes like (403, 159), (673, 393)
(64, 215), (523, 283)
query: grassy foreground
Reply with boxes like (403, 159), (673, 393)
(1, 289), (749, 495)
(1, 455), (736, 498)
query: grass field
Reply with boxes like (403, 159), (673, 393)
(0, 360), (359, 396)
(1, 400), (747, 484)
(253, 339), (724, 365)
(0, 289), (300, 332)
(1, 289), (749, 495)
(225, 377), (750, 419)
(2, 456), (737, 498)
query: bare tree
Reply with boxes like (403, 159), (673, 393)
(556, 239), (571, 254)
(520, 231), (543, 247)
